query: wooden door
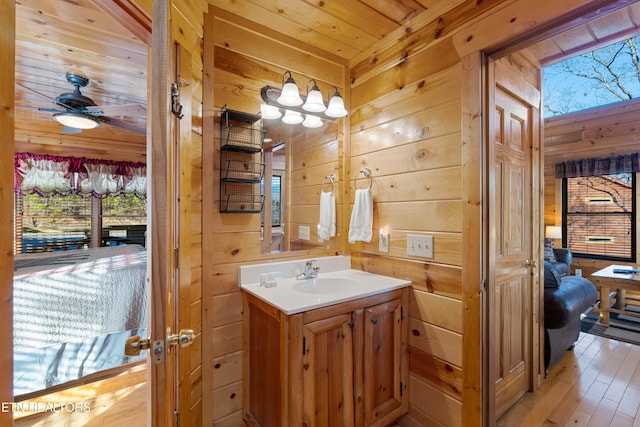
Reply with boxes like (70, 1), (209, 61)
(303, 313), (355, 427)
(361, 298), (407, 427)
(492, 81), (536, 417)
(148, 3), (196, 426)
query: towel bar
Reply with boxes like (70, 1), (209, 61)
(322, 174), (335, 193)
(355, 167), (373, 190)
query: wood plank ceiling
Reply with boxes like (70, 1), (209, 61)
(13, 0), (640, 162)
(14, 0), (149, 161)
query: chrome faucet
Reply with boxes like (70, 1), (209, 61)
(296, 260), (319, 280)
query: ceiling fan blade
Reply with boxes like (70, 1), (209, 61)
(16, 82), (76, 110)
(103, 116), (146, 135)
(37, 107), (68, 113)
(62, 126), (83, 135)
(85, 103), (147, 117)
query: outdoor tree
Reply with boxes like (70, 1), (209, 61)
(544, 36), (640, 116)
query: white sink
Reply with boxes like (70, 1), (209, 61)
(240, 266), (411, 315)
(292, 277), (362, 295)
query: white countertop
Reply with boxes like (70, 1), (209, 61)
(240, 268), (411, 315)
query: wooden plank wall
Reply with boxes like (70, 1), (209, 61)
(345, 0), (532, 422)
(544, 98), (640, 277)
(347, 1), (600, 426)
(289, 126), (342, 250)
(201, 7), (348, 425)
(348, 27), (468, 427)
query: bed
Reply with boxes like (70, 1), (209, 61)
(13, 244), (148, 396)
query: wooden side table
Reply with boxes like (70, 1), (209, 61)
(590, 265), (640, 325)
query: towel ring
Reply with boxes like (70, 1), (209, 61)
(322, 174), (335, 193)
(355, 167), (373, 190)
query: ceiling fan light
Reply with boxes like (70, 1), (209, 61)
(54, 112), (99, 129)
(302, 114), (323, 128)
(277, 72), (303, 107)
(261, 104), (282, 120)
(281, 110), (303, 124)
(325, 89), (348, 118)
(302, 80), (326, 113)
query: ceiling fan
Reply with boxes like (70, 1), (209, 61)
(18, 72), (147, 135)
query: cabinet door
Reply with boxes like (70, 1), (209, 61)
(303, 313), (355, 427)
(363, 299), (406, 426)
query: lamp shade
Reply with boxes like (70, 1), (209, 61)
(545, 225), (562, 239)
(281, 110), (303, 124)
(277, 73), (303, 106)
(325, 90), (348, 118)
(302, 80), (326, 113)
(54, 112), (99, 129)
(302, 114), (323, 128)
(260, 104), (282, 120)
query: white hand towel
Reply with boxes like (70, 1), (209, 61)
(348, 188), (373, 243)
(318, 191), (336, 240)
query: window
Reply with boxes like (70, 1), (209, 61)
(16, 192), (146, 253)
(17, 193), (91, 253)
(261, 174), (282, 227)
(271, 175), (282, 227)
(563, 173), (635, 261)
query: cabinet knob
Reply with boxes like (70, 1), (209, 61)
(371, 318), (378, 325)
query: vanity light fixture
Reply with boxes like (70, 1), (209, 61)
(260, 71), (348, 128)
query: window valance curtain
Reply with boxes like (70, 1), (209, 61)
(555, 153), (640, 179)
(14, 153), (147, 198)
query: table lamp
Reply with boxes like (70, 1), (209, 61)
(545, 225), (562, 247)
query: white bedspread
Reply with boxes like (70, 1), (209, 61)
(13, 245), (147, 395)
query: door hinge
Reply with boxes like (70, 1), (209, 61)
(302, 336), (306, 355)
(174, 409), (180, 427)
(400, 306), (404, 320)
(174, 247), (179, 269)
(400, 381), (404, 397)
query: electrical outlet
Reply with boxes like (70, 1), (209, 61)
(575, 268), (582, 277)
(407, 234), (433, 258)
(379, 231), (389, 252)
(299, 225), (310, 241)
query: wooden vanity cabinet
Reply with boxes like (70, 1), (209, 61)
(242, 287), (409, 427)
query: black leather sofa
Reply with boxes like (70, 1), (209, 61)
(543, 249), (597, 371)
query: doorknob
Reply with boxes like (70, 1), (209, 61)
(125, 335), (150, 357)
(124, 335), (165, 363)
(524, 259), (537, 268)
(125, 330), (193, 363)
(168, 329), (196, 349)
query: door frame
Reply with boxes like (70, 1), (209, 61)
(1, 1), (16, 425)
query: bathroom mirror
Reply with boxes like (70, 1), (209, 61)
(261, 119), (340, 253)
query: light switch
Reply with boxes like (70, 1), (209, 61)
(299, 225), (310, 240)
(407, 234), (433, 258)
(379, 230), (389, 252)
